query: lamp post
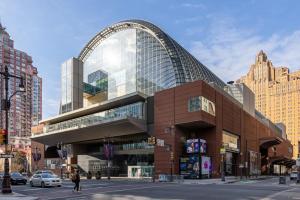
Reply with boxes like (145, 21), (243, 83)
(1, 65), (25, 193)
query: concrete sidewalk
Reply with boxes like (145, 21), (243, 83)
(0, 192), (38, 200)
(181, 176), (275, 185)
(182, 176), (238, 185)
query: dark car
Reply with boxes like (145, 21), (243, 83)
(11, 172), (27, 185)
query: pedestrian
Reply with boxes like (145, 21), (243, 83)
(72, 170), (80, 192)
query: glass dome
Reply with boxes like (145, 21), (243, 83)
(79, 20), (225, 101)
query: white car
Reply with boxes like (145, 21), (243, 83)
(30, 173), (62, 187)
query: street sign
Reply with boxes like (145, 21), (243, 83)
(157, 139), (165, 147)
(220, 147), (226, 154)
(0, 154), (14, 158)
(296, 158), (300, 167)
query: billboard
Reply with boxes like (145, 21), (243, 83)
(201, 156), (211, 175)
(180, 156), (200, 179)
(187, 139), (199, 153)
(199, 139), (207, 153)
(187, 138), (207, 154)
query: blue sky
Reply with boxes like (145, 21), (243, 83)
(1, 0), (300, 119)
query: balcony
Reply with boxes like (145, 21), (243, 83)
(31, 102), (147, 145)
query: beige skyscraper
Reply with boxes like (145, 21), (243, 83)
(237, 50), (300, 158)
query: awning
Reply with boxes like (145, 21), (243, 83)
(259, 136), (283, 149)
(269, 155), (295, 168)
(31, 117), (147, 146)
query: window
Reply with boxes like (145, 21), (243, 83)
(188, 96), (201, 112)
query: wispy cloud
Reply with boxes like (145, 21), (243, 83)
(181, 3), (205, 9)
(43, 98), (60, 118)
(190, 16), (300, 82)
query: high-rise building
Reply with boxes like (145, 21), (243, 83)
(0, 22), (42, 152)
(237, 50), (300, 158)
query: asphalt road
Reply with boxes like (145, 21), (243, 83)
(10, 177), (300, 200)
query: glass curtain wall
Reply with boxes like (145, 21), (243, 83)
(83, 28), (176, 102)
(61, 62), (72, 113)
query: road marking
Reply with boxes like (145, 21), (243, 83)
(22, 187), (49, 191)
(99, 185), (171, 194)
(260, 188), (297, 200)
(45, 184), (170, 200)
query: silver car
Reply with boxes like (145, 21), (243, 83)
(30, 173), (62, 188)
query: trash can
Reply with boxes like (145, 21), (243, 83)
(279, 176), (286, 184)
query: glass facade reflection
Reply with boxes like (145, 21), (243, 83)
(84, 29), (137, 100)
(81, 20), (225, 106)
(45, 102), (144, 133)
(61, 61), (72, 113)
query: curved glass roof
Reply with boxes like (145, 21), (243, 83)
(78, 19), (225, 92)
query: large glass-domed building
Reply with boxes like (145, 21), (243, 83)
(79, 20), (224, 99)
(33, 20), (226, 177)
(70, 19), (225, 111)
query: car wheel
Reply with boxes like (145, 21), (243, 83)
(30, 181), (34, 187)
(57, 185), (61, 187)
(41, 182), (45, 188)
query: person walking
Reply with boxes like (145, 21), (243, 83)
(72, 170), (81, 192)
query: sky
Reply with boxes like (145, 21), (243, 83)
(0, 0), (300, 119)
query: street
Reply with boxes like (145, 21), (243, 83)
(3, 177), (300, 200)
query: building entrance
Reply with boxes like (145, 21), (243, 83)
(225, 152), (238, 176)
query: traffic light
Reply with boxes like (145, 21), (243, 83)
(0, 129), (7, 145)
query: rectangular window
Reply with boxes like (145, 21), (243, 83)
(188, 96), (201, 112)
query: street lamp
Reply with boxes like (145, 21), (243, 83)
(0, 64), (25, 193)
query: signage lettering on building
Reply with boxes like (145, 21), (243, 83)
(188, 96), (215, 116)
(156, 139), (164, 147)
(201, 97), (215, 116)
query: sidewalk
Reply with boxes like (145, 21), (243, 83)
(182, 176), (238, 185)
(181, 176), (275, 185)
(0, 192), (38, 200)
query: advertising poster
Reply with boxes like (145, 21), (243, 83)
(180, 157), (189, 176)
(186, 139), (199, 153)
(201, 156), (211, 175)
(199, 139), (207, 153)
(187, 155), (200, 178)
(180, 156), (200, 178)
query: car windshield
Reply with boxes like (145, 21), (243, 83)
(11, 173), (22, 177)
(42, 174), (55, 178)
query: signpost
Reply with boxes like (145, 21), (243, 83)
(0, 154), (14, 159)
(220, 147), (226, 181)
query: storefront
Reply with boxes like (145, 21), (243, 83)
(222, 131), (240, 176)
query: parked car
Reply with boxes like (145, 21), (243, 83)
(10, 172), (27, 185)
(30, 173), (61, 188)
(290, 171), (298, 180)
(35, 170), (54, 175)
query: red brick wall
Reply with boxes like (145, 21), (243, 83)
(154, 80), (293, 178)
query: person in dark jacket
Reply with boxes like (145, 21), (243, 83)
(73, 170), (80, 192)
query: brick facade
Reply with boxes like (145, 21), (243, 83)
(154, 80), (293, 178)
